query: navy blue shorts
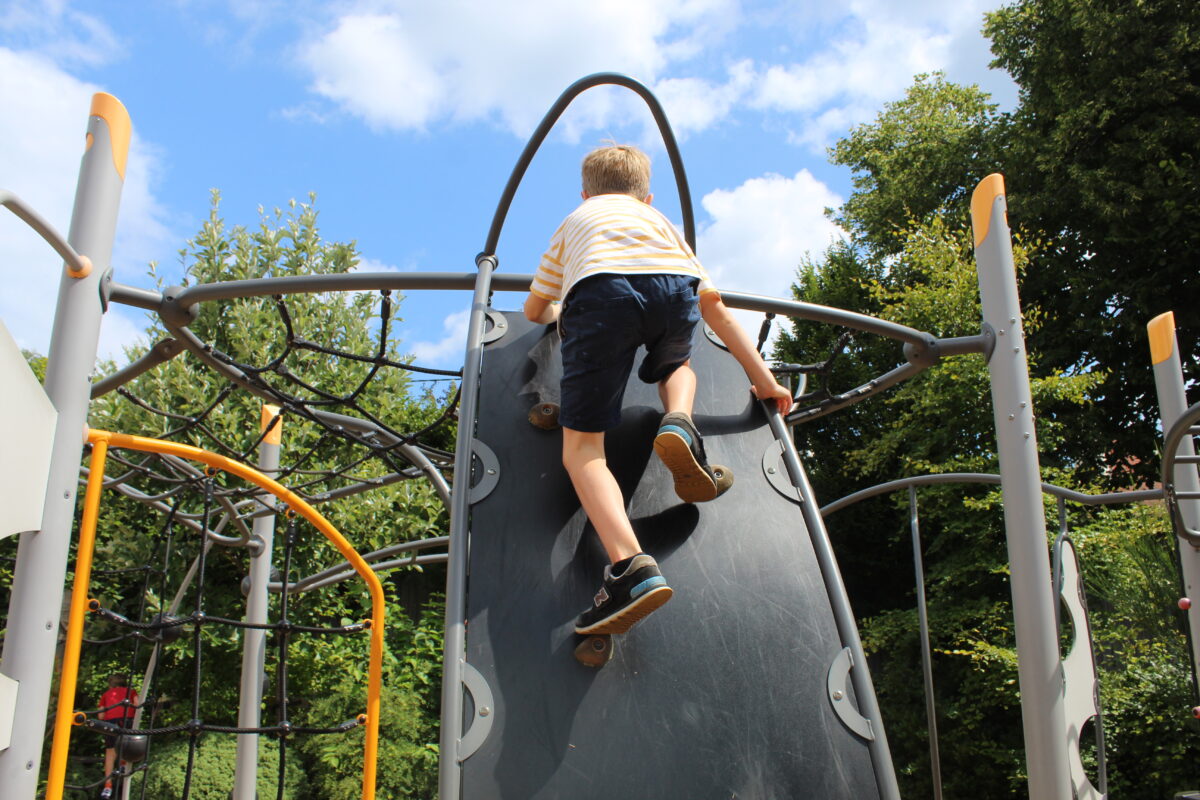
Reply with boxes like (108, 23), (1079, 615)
(559, 273), (701, 432)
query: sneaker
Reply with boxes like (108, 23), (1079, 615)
(100, 787), (113, 799)
(654, 412), (721, 503)
(575, 554), (673, 635)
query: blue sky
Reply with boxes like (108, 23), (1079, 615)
(0, 0), (1017, 373)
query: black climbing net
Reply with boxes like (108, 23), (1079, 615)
(55, 285), (462, 797)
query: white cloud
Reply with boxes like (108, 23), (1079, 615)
(697, 169), (845, 343)
(0, 47), (176, 362)
(0, 0), (123, 67)
(407, 308), (470, 365)
(292, 0), (1015, 150)
(698, 169), (844, 297)
(749, 0), (1015, 149)
(651, 60), (755, 138)
(296, 0), (741, 138)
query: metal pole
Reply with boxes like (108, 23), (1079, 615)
(233, 406), (283, 800)
(1146, 311), (1200, 693)
(971, 174), (1071, 799)
(438, 254), (496, 800)
(0, 93), (129, 798)
(763, 404), (902, 800)
(908, 487), (942, 800)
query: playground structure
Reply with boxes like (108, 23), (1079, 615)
(0, 73), (1196, 799)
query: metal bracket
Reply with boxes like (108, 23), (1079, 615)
(761, 440), (802, 503)
(703, 324), (729, 352)
(482, 310), (509, 344)
(458, 661), (495, 762)
(827, 647), (874, 741)
(469, 440), (500, 504)
(1058, 537), (1106, 800)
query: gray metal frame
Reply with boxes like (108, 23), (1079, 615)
(1148, 312), (1200, 696)
(0, 96), (127, 796)
(233, 408), (282, 800)
(973, 180), (1071, 799)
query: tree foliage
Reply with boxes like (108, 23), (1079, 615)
(832, 0), (1200, 484)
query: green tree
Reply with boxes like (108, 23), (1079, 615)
(985, 0), (1200, 482)
(831, 0), (1200, 484)
(830, 73), (1005, 259)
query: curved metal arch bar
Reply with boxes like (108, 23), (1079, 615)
(119, 272), (987, 430)
(821, 472), (1163, 517)
(482, 72), (696, 256)
(1162, 401), (1200, 546)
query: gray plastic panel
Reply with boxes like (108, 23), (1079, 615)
(462, 312), (882, 800)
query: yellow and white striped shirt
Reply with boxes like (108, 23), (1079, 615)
(530, 194), (717, 302)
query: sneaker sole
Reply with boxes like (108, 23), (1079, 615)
(575, 585), (674, 635)
(654, 430), (718, 503)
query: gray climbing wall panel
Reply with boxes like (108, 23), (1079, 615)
(461, 311), (885, 799)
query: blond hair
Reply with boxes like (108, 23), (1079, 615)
(581, 144), (651, 199)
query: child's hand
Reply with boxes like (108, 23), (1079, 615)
(751, 381), (794, 415)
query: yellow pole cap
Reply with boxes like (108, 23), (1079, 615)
(261, 404), (283, 445)
(89, 93), (131, 181)
(971, 173), (1006, 248)
(1147, 311), (1176, 365)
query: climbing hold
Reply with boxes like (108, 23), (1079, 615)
(528, 402), (561, 430)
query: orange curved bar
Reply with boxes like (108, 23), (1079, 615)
(46, 430), (384, 800)
(971, 173), (1007, 248)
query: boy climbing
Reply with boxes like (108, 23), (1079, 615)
(523, 143), (794, 637)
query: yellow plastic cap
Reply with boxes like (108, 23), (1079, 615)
(971, 173), (1006, 248)
(1147, 312), (1176, 365)
(261, 404), (283, 444)
(89, 93), (131, 180)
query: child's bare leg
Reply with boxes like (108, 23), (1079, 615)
(561, 428), (641, 563)
(101, 746), (116, 794)
(657, 361), (696, 415)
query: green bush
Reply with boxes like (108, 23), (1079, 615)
(137, 733), (305, 799)
(297, 684), (438, 800)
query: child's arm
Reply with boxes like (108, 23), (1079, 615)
(699, 292), (794, 415)
(523, 293), (560, 325)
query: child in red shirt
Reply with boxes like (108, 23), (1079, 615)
(98, 673), (137, 799)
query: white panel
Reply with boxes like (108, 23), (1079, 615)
(0, 672), (16, 752)
(0, 319), (58, 539)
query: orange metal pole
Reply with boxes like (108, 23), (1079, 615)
(44, 430), (385, 800)
(45, 433), (111, 800)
